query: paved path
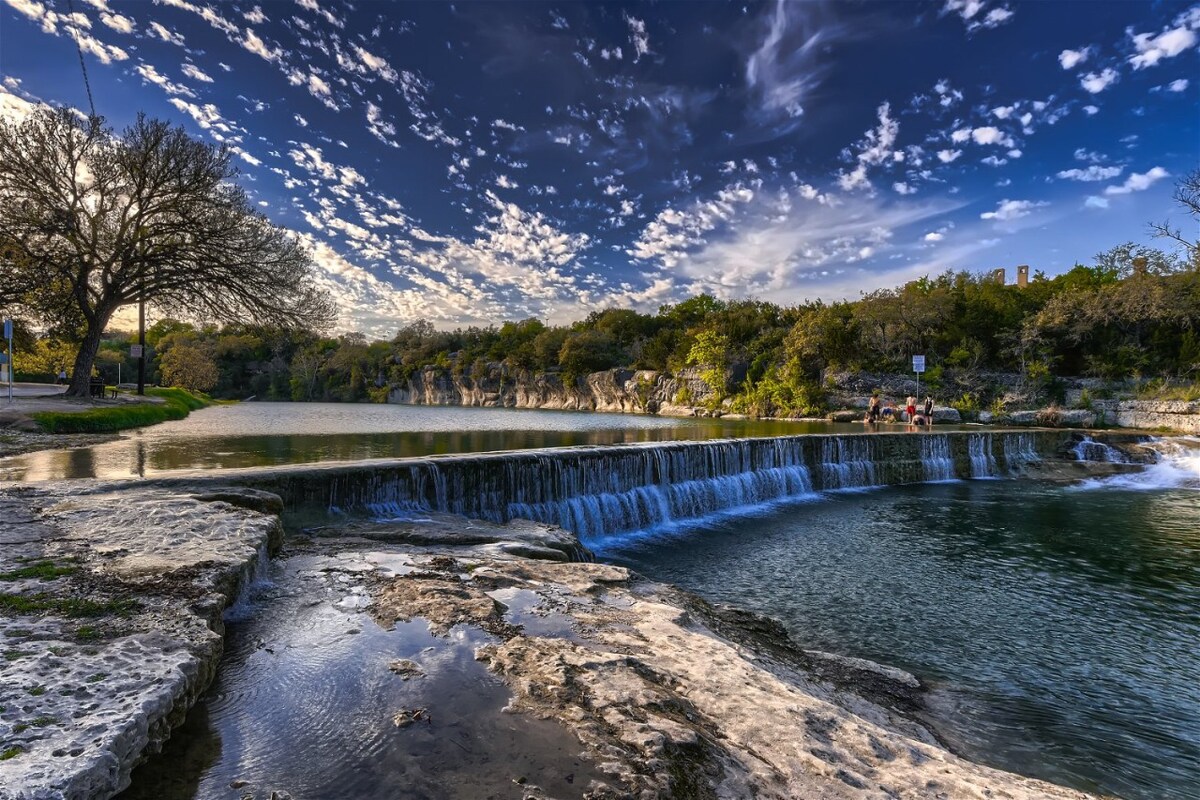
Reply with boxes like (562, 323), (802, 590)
(6, 382), (67, 398)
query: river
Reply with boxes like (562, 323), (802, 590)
(0, 401), (880, 481)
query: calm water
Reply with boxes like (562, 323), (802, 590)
(0, 401), (874, 481)
(605, 479), (1200, 800)
(119, 555), (602, 800)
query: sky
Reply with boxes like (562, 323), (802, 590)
(1, 0), (1198, 336)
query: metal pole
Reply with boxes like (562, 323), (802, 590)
(137, 283), (145, 396)
(6, 329), (12, 404)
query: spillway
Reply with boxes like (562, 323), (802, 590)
(206, 430), (1065, 542)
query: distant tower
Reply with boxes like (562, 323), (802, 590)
(1017, 265), (1029, 288)
(992, 268), (1006, 285)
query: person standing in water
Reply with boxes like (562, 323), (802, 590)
(905, 395), (917, 424)
(924, 395), (934, 423)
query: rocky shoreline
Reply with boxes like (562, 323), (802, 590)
(0, 478), (1106, 799)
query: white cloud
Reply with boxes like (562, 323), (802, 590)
(893, 181), (916, 195)
(1128, 9), (1200, 69)
(980, 198), (1048, 221)
(1103, 166), (1169, 195)
(99, 11), (133, 34)
(744, 0), (829, 121)
(1084, 196), (1109, 209)
(495, 174), (518, 189)
(1166, 78), (1189, 92)
(624, 13), (650, 61)
(836, 102), (899, 191)
(1058, 46), (1092, 69)
(1057, 165), (1123, 181)
(924, 231), (945, 242)
(1083, 104), (1100, 115)
(243, 5), (268, 24)
(1080, 68), (1118, 93)
(181, 63), (213, 83)
(147, 21), (185, 45)
(134, 63), (196, 99)
(937, 149), (962, 163)
(942, 0), (1015, 32)
(970, 126), (1015, 147)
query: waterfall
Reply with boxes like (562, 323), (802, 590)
(282, 431), (1057, 543)
(1003, 432), (1040, 468)
(921, 435), (955, 482)
(968, 434), (999, 478)
(818, 437), (878, 490)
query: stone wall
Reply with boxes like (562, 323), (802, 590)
(1092, 400), (1200, 434)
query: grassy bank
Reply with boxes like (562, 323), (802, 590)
(31, 388), (213, 434)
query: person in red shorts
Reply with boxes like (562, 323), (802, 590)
(905, 395), (917, 424)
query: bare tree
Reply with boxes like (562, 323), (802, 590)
(1150, 167), (1200, 264)
(0, 108), (335, 397)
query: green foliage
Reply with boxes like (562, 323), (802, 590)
(951, 393), (981, 414)
(0, 593), (138, 617)
(0, 561), (78, 581)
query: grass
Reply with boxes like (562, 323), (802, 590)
(0, 561), (79, 582)
(0, 592), (138, 618)
(1, 747), (22, 761)
(31, 387), (213, 434)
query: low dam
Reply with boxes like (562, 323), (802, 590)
(180, 429), (1067, 542)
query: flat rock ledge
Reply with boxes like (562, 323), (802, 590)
(2, 486), (1096, 800)
(0, 484), (282, 800)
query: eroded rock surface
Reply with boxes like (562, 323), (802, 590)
(0, 484), (282, 799)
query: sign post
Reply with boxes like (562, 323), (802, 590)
(912, 354), (925, 414)
(4, 319), (13, 403)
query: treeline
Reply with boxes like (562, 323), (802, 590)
(17, 242), (1200, 416)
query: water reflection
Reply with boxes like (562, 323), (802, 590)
(607, 481), (1200, 800)
(0, 402), (875, 481)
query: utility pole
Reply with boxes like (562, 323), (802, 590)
(137, 281), (146, 396)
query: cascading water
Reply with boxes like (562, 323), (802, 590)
(1073, 436), (1200, 491)
(921, 435), (955, 482)
(333, 431), (1058, 543)
(1002, 432), (1040, 468)
(818, 437), (878, 489)
(1070, 436), (1129, 464)
(967, 433), (999, 478)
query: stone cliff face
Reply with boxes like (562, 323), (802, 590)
(388, 364), (718, 416)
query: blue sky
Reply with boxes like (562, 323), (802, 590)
(1, 0), (1197, 334)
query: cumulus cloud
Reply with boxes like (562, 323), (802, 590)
(937, 149), (962, 163)
(836, 102), (899, 191)
(1127, 8), (1200, 69)
(1103, 166), (1169, 195)
(980, 198), (1048, 221)
(624, 12), (650, 61)
(1058, 46), (1092, 69)
(1080, 68), (1118, 93)
(942, 0), (1015, 32)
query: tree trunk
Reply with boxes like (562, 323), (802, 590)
(65, 320), (107, 398)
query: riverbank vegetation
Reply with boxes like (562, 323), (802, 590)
(17, 240), (1193, 419)
(30, 388), (212, 434)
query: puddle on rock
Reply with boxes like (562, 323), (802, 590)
(118, 556), (601, 800)
(489, 587), (580, 640)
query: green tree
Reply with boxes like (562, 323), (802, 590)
(159, 344), (219, 392)
(0, 109), (334, 398)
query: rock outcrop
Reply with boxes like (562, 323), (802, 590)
(389, 364), (719, 416)
(1092, 400), (1200, 433)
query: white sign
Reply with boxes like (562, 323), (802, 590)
(912, 355), (926, 373)
(130, 345), (144, 358)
